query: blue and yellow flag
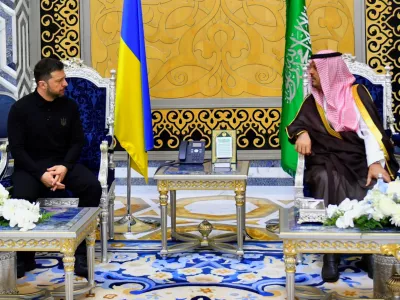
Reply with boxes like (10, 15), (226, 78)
(115, 0), (154, 181)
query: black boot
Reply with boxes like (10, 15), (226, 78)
(17, 259), (25, 279)
(74, 253), (88, 279)
(16, 251), (36, 278)
(322, 254), (340, 282)
(24, 252), (36, 272)
(74, 241), (88, 278)
(356, 254), (373, 279)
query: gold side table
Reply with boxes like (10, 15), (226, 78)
(0, 207), (100, 300)
(154, 161), (249, 257)
(279, 207), (400, 300)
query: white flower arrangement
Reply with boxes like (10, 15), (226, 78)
(0, 184), (51, 231)
(324, 178), (400, 230)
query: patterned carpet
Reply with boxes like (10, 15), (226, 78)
(13, 161), (375, 298)
(16, 241), (374, 299)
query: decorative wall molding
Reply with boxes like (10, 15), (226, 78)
(0, 0), (31, 98)
(152, 108), (281, 151)
(366, 0), (400, 131)
(90, 0), (355, 99)
(40, 0), (80, 59)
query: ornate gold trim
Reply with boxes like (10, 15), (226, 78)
(295, 240), (380, 253)
(283, 240), (297, 273)
(159, 190), (169, 206)
(85, 230), (96, 247)
(60, 238), (76, 273)
(0, 239), (60, 251)
(380, 244), (400, 261)
(296, 130), (307, 137)
(314, 101), (342, 140)
(285, 94), (311, 140)
(234, 191), (245, 207)
(167, 180), (236, 190)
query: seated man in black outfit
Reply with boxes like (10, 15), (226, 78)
(7, 58), (102, 278)
(287, 50), (399, 282)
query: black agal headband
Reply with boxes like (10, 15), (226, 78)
(310, 52), (342, 59)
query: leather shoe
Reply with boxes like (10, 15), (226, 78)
(356, 254), (373, 279)
(74, 254), (88, 279)
(322, 254), (340, 282)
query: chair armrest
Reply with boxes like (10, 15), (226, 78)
(0, 139), (9, 180)
(294, 153), (305, 199)
(104, 134), (116, 170)
(98, 140), (109, 187)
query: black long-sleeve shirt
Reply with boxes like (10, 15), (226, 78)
(7, 90), (84, 180)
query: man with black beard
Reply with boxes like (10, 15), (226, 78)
(7, 58), (101, 279)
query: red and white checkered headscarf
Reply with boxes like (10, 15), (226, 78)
(309, 50), (358, 132)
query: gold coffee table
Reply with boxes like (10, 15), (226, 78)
(154, 161), (249, 257)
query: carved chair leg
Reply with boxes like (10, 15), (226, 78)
(100, 210), (108, 263)
(100, 185), (109, 263)
(108, 189), (115, 240)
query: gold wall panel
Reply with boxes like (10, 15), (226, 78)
(152, 108), (281, 150)
(366, 0), (400, 131)
(90, 0), (354, 99)
(40, 0), (80, 59)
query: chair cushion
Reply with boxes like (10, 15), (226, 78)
(0, 95), (16, 138)
(353, 75), (384, 122)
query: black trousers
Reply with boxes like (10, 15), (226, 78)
(305, 165), (371, 207)
(12, 161), (102, 208)
(13, 161), (101, 261)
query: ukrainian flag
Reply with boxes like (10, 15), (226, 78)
(115, 0), (154, 181)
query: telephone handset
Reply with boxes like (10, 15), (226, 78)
(178, 141), (205, 164)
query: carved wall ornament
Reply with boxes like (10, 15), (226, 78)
(40, 0), (80, 59)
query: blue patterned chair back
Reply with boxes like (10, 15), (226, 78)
(60, 59), (115, 174)
(0, 93), (16, 187)
(353, 75), (384, 124)
(0, 93), (16, 139)
(64, 77), (108, 172)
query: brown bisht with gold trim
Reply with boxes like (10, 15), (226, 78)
(286, 84), (399, 205)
